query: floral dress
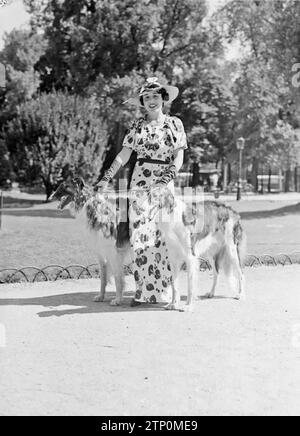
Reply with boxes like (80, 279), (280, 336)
(123, 115), (188, 303)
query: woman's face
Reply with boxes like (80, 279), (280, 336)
(142, 91), (163, 114)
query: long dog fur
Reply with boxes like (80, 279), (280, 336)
(50, 178), (246, 310)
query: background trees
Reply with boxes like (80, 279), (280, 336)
(0, 0), (299, 196)
(0, 29), (46, 122)
(214, 0), (300, 190)
(2, 91), (107, 198)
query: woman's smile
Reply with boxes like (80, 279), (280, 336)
(143, 92), (163, 113)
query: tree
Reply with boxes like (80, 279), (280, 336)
(217, 0), (300, 69)
(171, 60), (238, 166)
(24, 0), (210, 92)
(3, 91), (108, 199)
(21, 0), (236, 173)
(216, 0), (300, 122)
(0, 29), (47, 122)
(215, 0), (300, 186)
(0, 139), (13, 187)
(23, 1), (226, 154)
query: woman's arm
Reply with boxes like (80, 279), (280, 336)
(172, 148), (184, 172)
(155, 149), (184, 186)
(95, 146), (133, 190)
(118, 146), (134, 166)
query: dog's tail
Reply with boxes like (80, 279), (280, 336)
(234, 219), (247, 268)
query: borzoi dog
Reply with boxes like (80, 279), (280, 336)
(50, 177), (132, 307)
(50, 178), (246, 310)
(185, 200), (247, 301)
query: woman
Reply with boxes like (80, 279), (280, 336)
(96, 77), (187, 306)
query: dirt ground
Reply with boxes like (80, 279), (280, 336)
(1, 266), (300, 416)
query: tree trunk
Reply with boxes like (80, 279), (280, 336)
(251, 157), (258, 192)
(43, 178), (53, 202)
(294, 166), (299, 192)
(223, 161), (228, 191)
(268, 167), (272, 193)
(285, 168), (291, 192)
(228, 163), (232, 184)
(279, 168), (283, 192)
(191, 162), (200, 187)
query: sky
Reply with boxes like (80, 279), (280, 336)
(0, 0), (30, 48)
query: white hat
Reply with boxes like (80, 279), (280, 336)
(123, 77), (179, 106)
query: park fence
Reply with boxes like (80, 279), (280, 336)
(0, 253), (300, 284)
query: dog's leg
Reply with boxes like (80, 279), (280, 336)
(225, 244), (246, 301)
(110, 248), (126, 306)
(94, 259), (107, 302)
(193, 232), (221, 299)
(181, 253), (196, 311)
(205, 252), (222, 299)
(163, 225), (195, 312)
(111, 273), (125, 306)
(164, 275), (181, 311)
(206, 261), (218, 299)
(235, 256), (246, 301)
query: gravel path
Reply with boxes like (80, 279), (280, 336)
(1, 266), (300, 416)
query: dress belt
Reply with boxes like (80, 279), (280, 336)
(137, 158), (169, 165)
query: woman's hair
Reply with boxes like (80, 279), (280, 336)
(139, 86), (169, 106)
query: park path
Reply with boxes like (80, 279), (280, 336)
(1, 266), (300, 416)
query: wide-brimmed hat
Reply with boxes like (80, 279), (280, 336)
(123, 77), (179, 106)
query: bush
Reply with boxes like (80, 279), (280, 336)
(3, 90), (108, 199)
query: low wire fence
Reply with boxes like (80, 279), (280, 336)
(0, 253), (300, 284)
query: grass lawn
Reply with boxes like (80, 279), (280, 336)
(1, 193), (300, 270)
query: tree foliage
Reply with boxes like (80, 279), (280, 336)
(23, 0), (232, 167)
(215, 0), (300, 171)
(24, 0), (211, 92)
(0, 0), (299, 192)
(0, 139), (12, 187)
(3, 91), (108, 199)
(0, 29), (47, 121)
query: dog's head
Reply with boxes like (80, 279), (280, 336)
(49, 177), (88, 210)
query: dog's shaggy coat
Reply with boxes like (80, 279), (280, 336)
(50, 178), (246, 310)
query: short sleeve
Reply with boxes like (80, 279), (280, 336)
(170, 117), (187, 151)
(122, 121), (137, 151)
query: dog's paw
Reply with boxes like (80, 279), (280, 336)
(94, 295), (105, 302)
(181, 304), (194, 313)
(204, 292), (215, 299)
(235, 292), (246, 301)
(164, 302), (181, 311)
(110, 298), (121, 306)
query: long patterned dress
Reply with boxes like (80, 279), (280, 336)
(122, 115), (187, 303)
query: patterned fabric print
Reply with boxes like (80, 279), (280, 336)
(123, 115), (187, 162)
(124, 116), (187, 304)
(129, 162), (173, 303)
